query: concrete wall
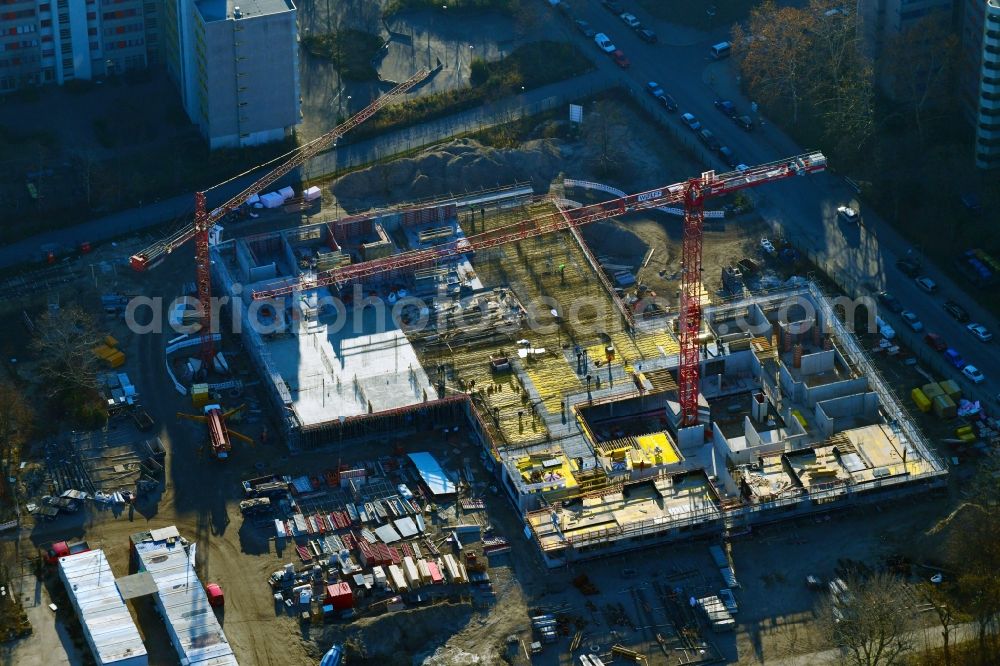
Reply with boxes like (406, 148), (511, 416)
(799, 349), (834, 376)
(804, 376), (870, 407)
(814, 392), (881, 438)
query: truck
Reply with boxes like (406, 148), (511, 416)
(240, 497), (272, 516)
(44, 539), (90, 565)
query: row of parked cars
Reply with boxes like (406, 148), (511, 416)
(877, 259), (992, 385)
(580, 2), (659, 68)
(667, 96), (754, 170)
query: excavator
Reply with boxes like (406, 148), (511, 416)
(177, 403), (253, 460)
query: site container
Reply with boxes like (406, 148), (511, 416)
(324, 582), (353, 610)
(922, 383), (944, 400)
(910, 388), (931, 413)
(939, 379), (961, 401)
(932, 394), (957, 419)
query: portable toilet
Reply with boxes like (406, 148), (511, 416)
(206, 583), (225, 608)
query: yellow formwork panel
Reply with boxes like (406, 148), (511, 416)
(635, 329), (680, 359)
(524, 353), (582, 415)
(635, 432), (681, 465)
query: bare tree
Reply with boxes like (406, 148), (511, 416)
(883, 14), (958, 144)
(917, 582), (964, 666)
(582, 100), (626, 178)
(0, 382), (32, 465)
(805, 0), (875, 152)
(31, 305), (102, 395)
(817, 572), (915, 666)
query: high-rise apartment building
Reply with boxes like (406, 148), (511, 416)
(0, 0), (158, 91)
(163, 0), (300, 149)
(960, 0), (1000, 168)
(859, 0), (956, 58)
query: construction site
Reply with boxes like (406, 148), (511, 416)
(9, 62), (963, 666)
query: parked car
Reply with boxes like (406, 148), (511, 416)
(962, 364), (985, 384)
(967, 322), (993, 342)
(637, 28), (658, 43)
(877, 291), (903, 313)
(915, 276), (938, 293)
(837, 206), (860, 224)
(646, 81), (664, 97)
(734, 115), (754, 131)
(718, 146), (737, 168)
(575, 19), (596, 38)
(611, 49), (630, 68)
(602, 0), (623, 13)
(945, 348), (965, 369)
(620, 12), (641, 29)
(594, 33), (616, 53)
(900, 310), (924, 332)
(660, 93), (678, 112)
(896, 258), (921, 277)
(944, 300), (970, 323)
(680, 113), (701, 130)
(714, 99), (737, 117)
(761, 238), (776, 254)
(698, 129), (721, 151)
(924, 333), (948, 351)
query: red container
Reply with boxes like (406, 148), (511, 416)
(325, 582), (353, 610)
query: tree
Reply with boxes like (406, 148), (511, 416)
(917, 582), (964, 666)
(0, 383), (31, 466)
(732, 1), (816, 124)
(817, 571), (915, 666)
(883, 14), (958, 144)
(31, 305), (102, 396)
(943, 460), (1000, 663)
(582, 100), (627, 178)
(804, 0), (875, 153)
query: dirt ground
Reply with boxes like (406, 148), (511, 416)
(0, 47), (962, 666)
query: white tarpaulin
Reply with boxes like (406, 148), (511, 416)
(260, 192), (284, 209)
(304, 186), (322, 201)
(278, 186), (295, 201)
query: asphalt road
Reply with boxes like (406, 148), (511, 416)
(557, 1), (1000, 409)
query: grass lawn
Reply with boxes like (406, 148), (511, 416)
(301, 30), (384, 81)
(637, 0), (758, 30)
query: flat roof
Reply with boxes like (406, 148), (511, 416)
(58, 550), (147, 666)
(132, 528), (238, 666)
(267, 309), (434, 427)
(407, 452), (457, 496)
(196, 0), (294, 22)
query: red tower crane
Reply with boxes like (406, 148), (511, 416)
(129, 69), (429, 363)
(252, 152), (826, 426)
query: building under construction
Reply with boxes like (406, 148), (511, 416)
(213, 182), (946, 565)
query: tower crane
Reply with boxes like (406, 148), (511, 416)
(251, 152), (827, 427)
(129, 69), (429, 364)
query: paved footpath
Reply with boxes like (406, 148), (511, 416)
(0, 70), (613, 271)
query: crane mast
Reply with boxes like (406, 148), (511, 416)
(128, 69), (429, 363)
(251, 152), (826, 426)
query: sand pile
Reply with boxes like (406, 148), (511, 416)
(331, 138), (565, 212)
(309, 602), (475, 665)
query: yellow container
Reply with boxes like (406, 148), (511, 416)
(106, 351), (126, 368)
(191, 383), (210, 408)
(910, 388), (931, 413)
(104, 335), (119, 348)
(92, 345), (116, 360)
